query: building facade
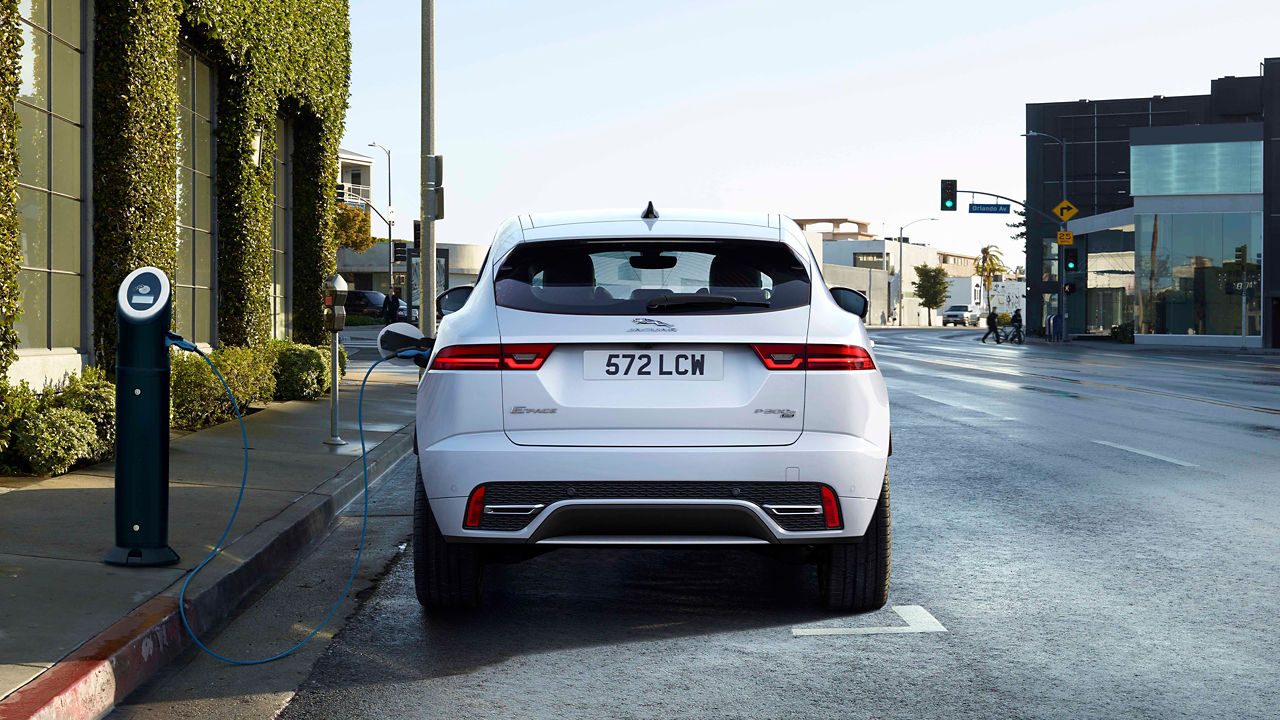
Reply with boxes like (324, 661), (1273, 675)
(1, 0), (351, 386)
(1025, 61), (1278, 346)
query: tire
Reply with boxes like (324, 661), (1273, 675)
(414, 465), (482, 610)
(817, 470), (890, 613)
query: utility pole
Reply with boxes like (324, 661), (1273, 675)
(421, 0), (436, 341)
(368, 142), (394, 296)
(896, 218), (938, 326)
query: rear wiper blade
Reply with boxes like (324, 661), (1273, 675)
(645, 293), (770, 312)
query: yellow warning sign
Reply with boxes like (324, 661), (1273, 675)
(1053, 200), (1078, 222)
(1057, 231), (1074, 246)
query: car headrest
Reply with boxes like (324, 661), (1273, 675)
(709, 256), (761, 289)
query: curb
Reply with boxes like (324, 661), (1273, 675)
(0, 426), (414, 720)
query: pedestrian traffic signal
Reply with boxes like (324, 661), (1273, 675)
(1235, 245), (1248, 264)
(940, 179), (957, 211)
(1063, 247), (1078, 271)
(1063, 281), (1077, 294)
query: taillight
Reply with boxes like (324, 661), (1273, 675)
(820, 485), (841, 529)
(464, 485), (486, 528)
(431, 344), (555, 370)
(750, 344), (875, 371)
(502, 344), (555, 370)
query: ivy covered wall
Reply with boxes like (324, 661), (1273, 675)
(0, 0), (350, 378)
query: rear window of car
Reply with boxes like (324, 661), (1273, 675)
(945, 305), (967, 312)
(495, 239), (810, 315)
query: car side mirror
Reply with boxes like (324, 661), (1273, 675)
(829, 287), (869, 320)
(436, 285), (473, 321)
(377, 322), (433, 362)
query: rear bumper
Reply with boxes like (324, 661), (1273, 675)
(419, 430), (886, 543)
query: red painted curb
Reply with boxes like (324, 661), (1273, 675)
(0, 597), (189, 720)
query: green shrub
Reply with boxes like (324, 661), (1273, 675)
(171, 345), (276, 430)
(343, 314), (381, 326)
(272, 340), (329, 401)
(13, 406), (96, 476)
(53, 366), (116, 462)
(0, 381), (41, 468)
(997, 312), (1012, 325)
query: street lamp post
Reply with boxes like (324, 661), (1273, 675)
(368, 142), (394, 296)
(897, 217), (939, 326)
(1024, 130), (1068, 341)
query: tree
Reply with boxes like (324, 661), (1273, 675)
(334, 203), (377, 253)
(975, 244), (1008, 308)
(912, 264), (950, 327)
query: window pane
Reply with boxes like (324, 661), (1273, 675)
(17, 187), (47, 268)
(175, 228), (193, 285)
(175, 110), (190, 169)
(16, 103), (48, 189)
(50, 271), (80, 348)
(193, 230), (212, 287)
(194, 173), (212, 231)
(193, 57), (212, 118)
(273, 206), (284, 251)
(173, 286), (193, 340)
(176, 168), (192, 227)
(193, 288), (212, 344)
(16, 269), (47, 349)
(19, 0), (47, 25)
(176, 49), (191, 108)
(17, 23), (48, 108)
(50, 116), (79, 197)
(49, 0), (79, 48)
(49, 40), (79, 120)
(49, 194), (78, 273)
(193, 118), (211, 174)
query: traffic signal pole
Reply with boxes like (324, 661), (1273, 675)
(421, 0), (436, 342)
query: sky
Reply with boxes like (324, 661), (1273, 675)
(342, 0), (1280, 266)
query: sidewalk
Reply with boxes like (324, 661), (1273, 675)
(0, 366), (417, 720)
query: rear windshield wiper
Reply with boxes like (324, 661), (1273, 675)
(645, 293), (770, 312)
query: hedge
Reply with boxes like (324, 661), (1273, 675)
(170, 344), (276, 430)
(0, 0), (351, 378)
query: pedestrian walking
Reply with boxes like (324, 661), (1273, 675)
(1011, 309), (1023, 333)
(982, 309), (1001, 344)
(382, 288), (399, 325)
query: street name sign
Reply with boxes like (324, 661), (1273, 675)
(1057, 231), (1074, 245)
(1053, 199), (1078, 222)
(969, 203), (1010, 214)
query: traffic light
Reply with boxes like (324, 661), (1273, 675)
(1063, 282), (1078, 294)
(413, 220), (421, 251)
(940, 179), (957, 211)
(1235, 245), (1248, 264)
(1063, 247), (1078, 272)
(392, 242), (407, 263)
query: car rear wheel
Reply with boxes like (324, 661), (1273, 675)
(414, 465), (483, 610)
(817, 469), (890, 612)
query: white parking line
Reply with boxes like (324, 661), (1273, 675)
(792, 605), (947, 637)
(1091, 440), (1198, 467)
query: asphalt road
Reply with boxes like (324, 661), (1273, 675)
(132, 330), (1280, 719)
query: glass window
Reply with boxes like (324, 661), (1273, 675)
(270, 117), (292, 338)
(495, 239), (810, 316)
(1134, 212), (1262, 336)
(1131, 142), (1263, 196)
(16, 0), (84, 351)
(175, 47), (216, 345)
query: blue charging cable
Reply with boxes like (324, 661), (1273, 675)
(167, 333), (423, 664)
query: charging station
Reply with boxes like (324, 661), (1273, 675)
(104, 266), (180, 567)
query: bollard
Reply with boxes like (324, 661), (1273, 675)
(104, 267), (180, 566)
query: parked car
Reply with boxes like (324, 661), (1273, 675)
(344, 290), (386, 319)
(380, 206), (892, 614)
(942, 304), (981, 326)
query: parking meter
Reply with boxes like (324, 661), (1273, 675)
(104, 267), (180, 566)
(324, 274), (347, 332)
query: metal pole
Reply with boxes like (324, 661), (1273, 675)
(1060, 138), (1068, 343)
(421, 0), (437, 342)
(1242, 277), (1248, 349)
(897, 227), (903, 326)
(324, 332), (346, 445)
(387, 150), (393, 296)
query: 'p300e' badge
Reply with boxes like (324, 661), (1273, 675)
(755, 408), (796, 419)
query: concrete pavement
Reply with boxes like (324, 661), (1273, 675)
(0, 336), (417, 720)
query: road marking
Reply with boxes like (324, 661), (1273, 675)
(1091, 440), (1198, 467)
(792, 605), (947, 637)
(899, 388), (1015, 421)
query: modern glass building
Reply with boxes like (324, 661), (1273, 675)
(1025, 63), (1280, 347)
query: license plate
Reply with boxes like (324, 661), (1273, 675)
(583, 351), (723, 380)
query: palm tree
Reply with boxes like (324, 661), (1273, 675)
(975, 245), (1008, 308)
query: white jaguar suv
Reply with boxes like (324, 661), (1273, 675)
(380, 206), (891, 613)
